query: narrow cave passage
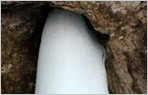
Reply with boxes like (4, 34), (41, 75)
(35, 9), (109, 94)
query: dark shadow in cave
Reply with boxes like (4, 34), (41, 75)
(82, 15), (110, 46)
(24, 4), (54, 93)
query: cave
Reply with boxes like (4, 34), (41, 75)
(1, 1), (147, 94)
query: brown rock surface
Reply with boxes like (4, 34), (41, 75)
(1, 1), (147, 94)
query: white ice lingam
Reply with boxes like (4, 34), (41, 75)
(35, 9), (109, 94)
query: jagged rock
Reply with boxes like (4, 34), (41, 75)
(1, 1), (147, 94)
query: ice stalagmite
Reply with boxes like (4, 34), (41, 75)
(35, 9), (109, 94)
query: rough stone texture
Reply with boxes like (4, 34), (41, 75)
(1, 1), (147, 94)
